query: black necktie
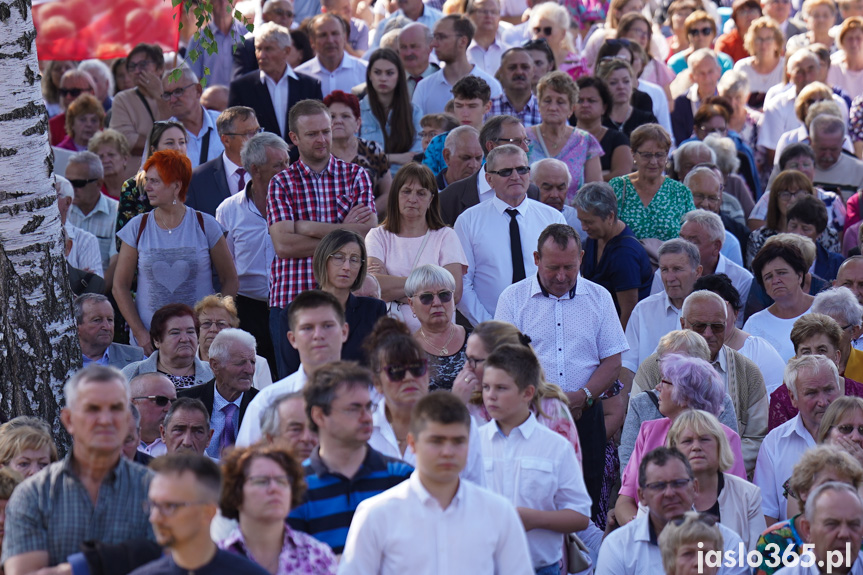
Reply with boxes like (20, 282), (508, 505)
(506, 208), (526, 283)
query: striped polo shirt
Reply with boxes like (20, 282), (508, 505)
(287, 445), (414, 553)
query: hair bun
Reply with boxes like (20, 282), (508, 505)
(518, 333), (532, 346)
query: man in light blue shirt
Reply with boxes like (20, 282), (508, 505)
(162, 66), (224, 168)
(371, 0), (443, 51)
(185, 0), (249, 87)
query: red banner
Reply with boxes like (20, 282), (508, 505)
(33, 0), (181, 61)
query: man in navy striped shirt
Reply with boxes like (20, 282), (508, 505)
(288, 362), (413, 554)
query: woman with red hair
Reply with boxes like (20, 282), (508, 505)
(325, 90), (392, 215)
(114, 149), (237, 354)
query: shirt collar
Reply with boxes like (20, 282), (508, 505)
(409, 470), (464, 508)
(222, 152), (243, 176)
(534, 273), (578, 300)
(308, 443), (387, 478)
(496, 411), (538, 439)
(259, 65), (298, 85)
(491, 194), (528, 214)
(715, 254), (728, 275)
(713, 345), (728, 373)
(296, 154), (337, 176)
(469, 34), (505, 51)
(784, 413), (815, 442)
(214, 384), (243, 410)
(662, 292), (682, 314)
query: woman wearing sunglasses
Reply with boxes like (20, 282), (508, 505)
(615, 353), (747, 525)
(818, 397), (863, 467)
(365, 163), (467, 333)
(528, 3), (588, 79)
(404, 265), (467, 392)
(667, 11), (734, 75)
(365, 316), (485, 485)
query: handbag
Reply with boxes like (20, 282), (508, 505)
(566, 532), (592, 573)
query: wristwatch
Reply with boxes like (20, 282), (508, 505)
(582, 387), (595, 408)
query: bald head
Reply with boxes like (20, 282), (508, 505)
(836, 257), (863, 307)
(533, 158), (571, 212)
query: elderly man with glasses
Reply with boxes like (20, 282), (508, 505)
(160, 66), (224, 168)
(131, 372), (178, 457)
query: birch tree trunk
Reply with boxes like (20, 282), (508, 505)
(0, 0), (80, 436)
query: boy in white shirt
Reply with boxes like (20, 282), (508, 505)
(479, 343), (593, 575)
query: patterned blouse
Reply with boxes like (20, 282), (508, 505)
(527, 125), (603, 206)
(850, 95), (863, 144)
(354, 138), (390, 198)
(160, 372), (198, 390)
(753, 515), (805, 575)
(115, 176), (151, 252)
(220, 522), (337, 575)
(427, 329), (469, 393)
(610, 174), (696, 241)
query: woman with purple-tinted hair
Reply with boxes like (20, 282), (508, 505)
(614, 354), (747, 524)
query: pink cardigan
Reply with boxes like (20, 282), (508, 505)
(619, 417), (748, 502)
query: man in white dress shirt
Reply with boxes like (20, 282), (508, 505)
(465, 0), (510, 75)
(455, 144), (565, 325)
(339, 391), (533, 575)
(774, 482), (863, 575)
(216, 132), (288, 377)
(754, 355), (842, 525)
(596, 446), (747, 575)
(412, 15), (503, 116)
(236, 290), (348, 446)
(495, 222), (628, 520)
(650, 209), (753, 317)
(296, 14), (368, 98)
(372, 0), (443, 52)
(621, 238), (702, 388)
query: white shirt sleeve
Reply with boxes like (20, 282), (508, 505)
(455, 214), (493, 326)
(338, 498), (384, 575)
(752, 438), (780, 519)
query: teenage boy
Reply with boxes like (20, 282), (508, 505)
(339, 391), (532, 573)
(479, 343), (592, 575)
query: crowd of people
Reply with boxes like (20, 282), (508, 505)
(17, 0), (863, 572)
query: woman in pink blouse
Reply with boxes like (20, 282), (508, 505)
(614, 354), (747, 524)
(219, 444), (337, 574)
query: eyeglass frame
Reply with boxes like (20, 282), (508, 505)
(381, 360), (430, 382)
(161, 83), (197, 101)
(132, 395), (176, 407)
(487, 165), (530, 177)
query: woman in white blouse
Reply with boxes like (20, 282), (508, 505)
(733, 17), (784, 110)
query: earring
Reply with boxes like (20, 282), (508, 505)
(173, 198), (177, 205)
(412, 312), (417, 318)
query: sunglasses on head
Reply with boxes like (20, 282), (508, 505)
(383, 360), (429, 382)
(60, 88), (93, 98)
(133, 395), (176, 407)
(533, 26), (553, 36)
(69, 178), (99, 188)
(689, 26), (713, 36)
(416, 290), (453, 305)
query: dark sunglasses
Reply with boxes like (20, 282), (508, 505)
(688, 26), (713, 36)
(133, 395), (176, 407)
(533, 26), (553, 36)
(383, 360), (429, 382)
(836, 423), (863, 436)
(488, 166), (530, 177)
(69, 178), (99, 188)
(60, 87), (93, 98)
(417, 290), (453, 305)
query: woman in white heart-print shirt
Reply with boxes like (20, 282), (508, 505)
(115, 149), (238, 356)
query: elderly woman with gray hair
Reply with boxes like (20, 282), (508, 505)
(615, 353), (748, 525)
(620, 330), (739, 475)
(405, 264), (468, 392)
(574, 181), (652, 328)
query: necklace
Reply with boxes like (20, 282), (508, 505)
(420, 324), (456, 356)
(154, 208), (179, 234)
(540, 124), (570, 151)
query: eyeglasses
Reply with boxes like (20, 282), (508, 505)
(416, 290), (454, 305)
(698, 125), (727, 136)
(200, 320), (231, 330)
(688, 26), (714, 36)
(533, 26), (554, 36)
(224, 127), (265, 137)
(644, 478), (692, 492)
(487, 166), (530, 177)
(161, 84), (196, 101)
(335, 402), (379, 417)
(785, 160), (814, 171)
(634, 151), (666, 162)
(494, 137), (531, 146)
(433, 32), (454, 41)
(127, 59), (154, 72)
(672, 512), (718, 526)
(133, 395), (177, 407)
(383, 360), (429, 382)
(329, 252), (364, 267)
(466, 356), (486, 369)
(60, 87), (94, 98)
(144, 499), (208, 516)
(777, 189), (809, 201)
(246, 475), (292, 488)
(68, 178), (99, 188)
(420, 131), (441, 139)
(692, 193), (721, 204)
(601, 54), (632, 62)
(471, 8), (499, 15)
(688, 322), (726, 334)
(267, 8), (294, 17)
(836, 423), (863, 436)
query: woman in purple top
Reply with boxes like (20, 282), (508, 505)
(614, 354), (747, 524)
(219, 443), (337, 574)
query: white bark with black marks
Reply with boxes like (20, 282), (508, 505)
(0, 0), (80, 440)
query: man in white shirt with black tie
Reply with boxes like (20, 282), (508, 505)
(454, 144), (565, 325)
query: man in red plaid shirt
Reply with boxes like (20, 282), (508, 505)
(266, 99), (376, 378)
